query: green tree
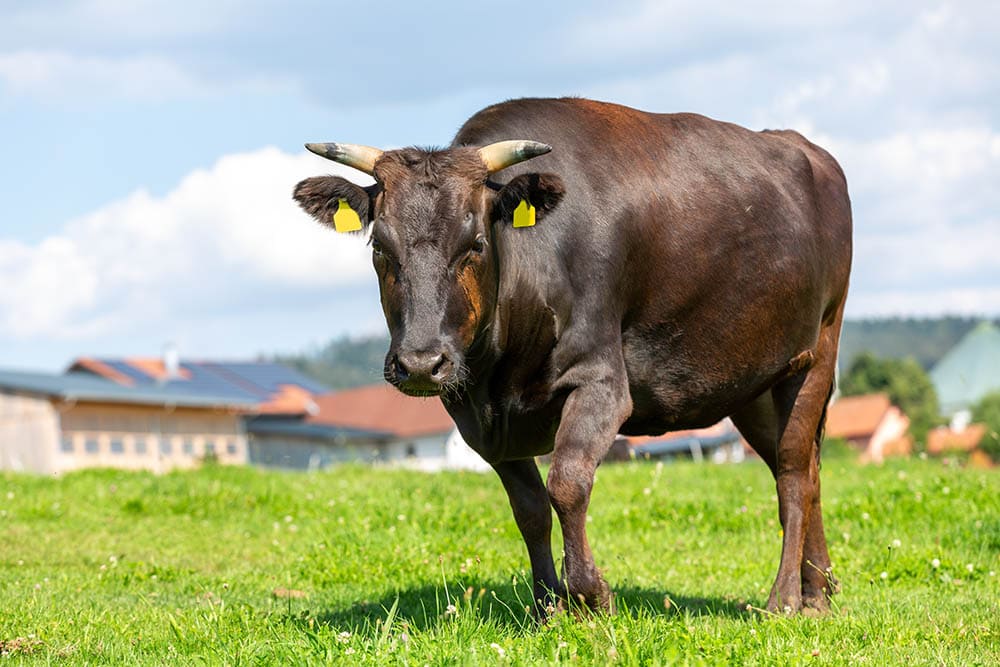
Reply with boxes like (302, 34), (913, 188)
(971, 391), (1000, 461)
(840, 351), (941, 447)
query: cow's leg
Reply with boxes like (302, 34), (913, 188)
(761, 326), (840, 613)
(732, 388), (837, 613)
(547, 373), (631, 612)
(492, 459), (563, 615)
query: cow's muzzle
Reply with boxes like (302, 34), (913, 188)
(388, 349), (457, 396)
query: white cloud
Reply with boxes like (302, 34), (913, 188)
(0, 148), (376, 339)
(0, 49), (291, 102)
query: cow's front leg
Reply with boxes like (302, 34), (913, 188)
(492, 459), (563, 616)
(547, 374), (631, 612)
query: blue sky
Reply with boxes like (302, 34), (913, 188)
(1, 1), (998, 370)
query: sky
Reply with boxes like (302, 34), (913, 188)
(1, 1), (998, 371)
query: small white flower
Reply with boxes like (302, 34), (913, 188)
(336, 631), (351, 643)
(861, 512), (871, 521)
(966, 564), (974, 573)
(445, 603), (458, 616)
(942, 486), (950, 495)
(490, 643), (505, 657)
(344, 647), (355, 655)
(879, 571), (888, 580)
(931, 558), (941, 569)
(891, 539), (902, 549)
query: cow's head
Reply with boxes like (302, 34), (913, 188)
(294, 141), (564, 397)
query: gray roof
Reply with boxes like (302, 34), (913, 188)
(246, 416), (390, 441)
(68, 358), (330, 403)
(0, 368), (257, 409)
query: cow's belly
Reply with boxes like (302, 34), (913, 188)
(617, 320), (813, 436)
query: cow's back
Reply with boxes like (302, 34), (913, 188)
(455, 98), (852, 433)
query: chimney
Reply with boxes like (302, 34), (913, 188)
(163, 342), (180, 381)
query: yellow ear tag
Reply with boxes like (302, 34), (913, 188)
(512, 199), (536, 228)
(332, 198), (362, 233)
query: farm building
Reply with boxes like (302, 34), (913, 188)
(301, 383), (487, 472)
(62, 355), (482, 472)
(930, 321), (1000, 418)
(0, 368), (254, 474)
(617, 419), (745, 463)
(825, 392), (911, 463)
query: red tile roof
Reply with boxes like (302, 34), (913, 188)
(826, 393), (893, 439)
(309, 383), (455, 438)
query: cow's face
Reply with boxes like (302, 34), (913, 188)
(294, 143), (563, 397)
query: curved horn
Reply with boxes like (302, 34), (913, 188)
(304, 142), (384, 175)
(478, 140), (552, 173)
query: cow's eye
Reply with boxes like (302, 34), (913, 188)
(471, 235), (487, 255)
(371, 237), (384, 256)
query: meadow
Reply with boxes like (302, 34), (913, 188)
(1, 454), (997, 665)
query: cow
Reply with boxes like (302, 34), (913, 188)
(293, 97), (852, 615)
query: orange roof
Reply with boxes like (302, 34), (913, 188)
(926, 423), (987, 454)
(309, 383), (455, 438)
(257, 384), (318, 415)
(826, 393), (894, 439)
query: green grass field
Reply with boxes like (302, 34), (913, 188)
(1, 455), (997, 665)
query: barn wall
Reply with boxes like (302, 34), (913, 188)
(0, 392), (59, 473)
(57, 403), (247, 473)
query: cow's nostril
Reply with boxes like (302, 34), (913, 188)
(431, 354), (451, 379)
(393, 354), (409, 379)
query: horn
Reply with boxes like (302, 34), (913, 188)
(477, 140), (552, 173)
(304, 142), (384, 175)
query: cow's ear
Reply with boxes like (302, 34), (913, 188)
(492, 173), (565, 224)
(292, 176), (379, 232)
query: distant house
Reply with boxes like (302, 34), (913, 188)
(825, 393), (911, 463)
(617, 419), (745, 463)
(303, 383), (489, 472)
(0, 369), (254, 474)
(926, 423), (994, 467)
(930, 321), (1000, 419)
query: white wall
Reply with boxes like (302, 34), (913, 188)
(0, 392), (59, 473)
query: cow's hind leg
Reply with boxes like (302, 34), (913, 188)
(493, 459), (563, 616)
(732, 332), (839, 613)
(732, 387), (837, 613)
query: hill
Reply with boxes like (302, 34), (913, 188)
(839, 316), (996, 371)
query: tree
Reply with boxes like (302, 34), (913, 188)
(840, 351), (941, 446)
(971, 391), (1000, 461)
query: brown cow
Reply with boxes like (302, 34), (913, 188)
(293, 97), (852, 615)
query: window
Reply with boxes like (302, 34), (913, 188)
(225, 440), (238, 456)
(110, 438), (125, 455)
(84, 438), (99, 454)
(182, 439), (194, 456)
(159, 440), (172, 456)
(134, 438), (147, 455)
(205, 441), (216, 456)
(60, 435), (75, 453)
(405, 443), (417, 458)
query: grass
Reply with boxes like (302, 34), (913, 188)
(1, 454), (998, 665)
